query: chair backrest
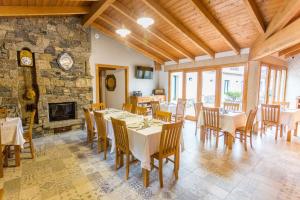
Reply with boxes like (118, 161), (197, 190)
(273, 101), (290, 109)
(261, 104), (280, 124)
(159, 121), (183, 157)
(91, 103), (106, 111)
(155, 110), (172, 122)
(245, 107), (258, 134)
(83, 107), (93, 134)
(0, 108), (7, 119)
(26, 110), (36, 140)
(150, 101), (160, 117)
(224, 102), (240, 111)
(194, 102), (203, 119)
(111, 117), (129, 153)
(93, 111), (107, 140)
(122, 103), (132, 113)
(136, 106), (147, 116)
(176, 98), (186, 116)
(202, 107), (220, 131)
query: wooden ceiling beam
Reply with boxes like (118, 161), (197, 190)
(243, 0), (265, 34)
(91, 22), (164, 64)
(249, 17), (300, 60)
(141, 0), (214, 57)
(0, 6), (90, 16)
(283, 49), (300, 58)
(110, 1), (194, 61)
(82, 0), (115, 27)
(264, 0), (300, 38)
(279, 43), (300, 56)
(99, 15), (178, 62)
(189, 0), (240, 54)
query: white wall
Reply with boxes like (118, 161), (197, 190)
(286, 55), (300, 108)
(89, 29), (158, 107)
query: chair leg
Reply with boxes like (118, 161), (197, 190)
(280, 124), (283, 137)
(244, 133), (247, 151)
(159, 158), (163, 188)
(97, 138), (101, 154)
(151, 157), (154, 170)
(29, 141), (35, 159)
(125, 154), (130, 180)
(275, 125), (279, 140)
(115, 149), (119, 170)
(250, 133), (253, 149)
(174, 153), (179, 180)
(215, 131), (219, 148)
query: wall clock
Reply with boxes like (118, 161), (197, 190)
(57, 52), (74, 71)
(19, 49), (33, 67)
(105, 75), (116, 91)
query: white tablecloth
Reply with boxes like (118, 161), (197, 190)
(93, 109), (184, 170)
(199, 112), (247, 137)
(160, 103), (177, 114)
(0, 117), (25, 148)
(257, 108), (300, 131)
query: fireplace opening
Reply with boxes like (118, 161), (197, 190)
(49, 102), (76, 122)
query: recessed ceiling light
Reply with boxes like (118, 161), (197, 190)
(116, 28), (131, 37)
(137, 17), (154, 28)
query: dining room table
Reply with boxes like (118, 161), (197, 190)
(256, 107), (300, 142)
(198, 111), (247, 149)
(92, 108), (184, 187)
(0, 117), (25, 166)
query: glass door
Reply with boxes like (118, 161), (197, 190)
(170, 72), (183, 103)
(221, 66), (244, 110)
(185, 72), (198, 115)
(258, 66), (268, 104)
(202, 70), (216, 107)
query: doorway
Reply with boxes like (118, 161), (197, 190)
(95, 64), (129, 109)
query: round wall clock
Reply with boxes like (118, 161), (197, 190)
(105, 75), (116, 91)
(19, 50), (33, 67)
(57, 52), (74, 71)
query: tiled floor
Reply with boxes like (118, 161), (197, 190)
(1, 121), (300, 200)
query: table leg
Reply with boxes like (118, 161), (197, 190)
(14, 145), (21, 166)
(287, 130), (292, 142)
(143, 168), (149, 187)
(294, 122), (298, 136)
(227, 134), (233, 150)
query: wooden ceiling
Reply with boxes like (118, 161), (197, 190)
(0, 0), (299, 63)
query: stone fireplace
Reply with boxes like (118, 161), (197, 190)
(0, 16), (93, 137)
(49, 102), (76, 122)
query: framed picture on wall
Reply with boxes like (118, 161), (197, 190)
(105, 74), (116, 91)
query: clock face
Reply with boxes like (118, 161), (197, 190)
(19, 50), (33, 67)
(58, 53), (74, 71)
(21, 57), (32, 66)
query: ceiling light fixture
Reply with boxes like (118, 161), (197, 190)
(116, 28), (131, 37)
(137, 17), (154, 28)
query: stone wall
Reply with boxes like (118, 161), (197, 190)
(0, 17), (92, 136)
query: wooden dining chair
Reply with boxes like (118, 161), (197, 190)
(122, 103), (132, 113)
(235, 107), (258, 150)
(93, 111), (108, 159)
(83, 108), (96, 148)
(111, 117), (134, 180)
(150, 121), (183, 188)
(273, 101), (290, 109)
(224, 102), (240, 111)
(261, 104), (281, 140)
(155, 110), (172, 122)
(0, 108), (7, 119)
(23, 110), (36, 159)
(202, 107), (224, 148)
(174, 98), (186, 122)
(135, 106), (147, 116)
(186, 102), (203, 135)
(150, 101), (160, 118)
(90, 102), (106, 111)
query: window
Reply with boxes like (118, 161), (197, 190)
(259, 65), (268, 104)
(185, 72), (198, 115)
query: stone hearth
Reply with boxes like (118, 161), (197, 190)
(0, 17), (92, 137)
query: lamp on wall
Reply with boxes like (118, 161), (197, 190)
(116, 28), (131, 37)
(137, 17), (154, 28)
